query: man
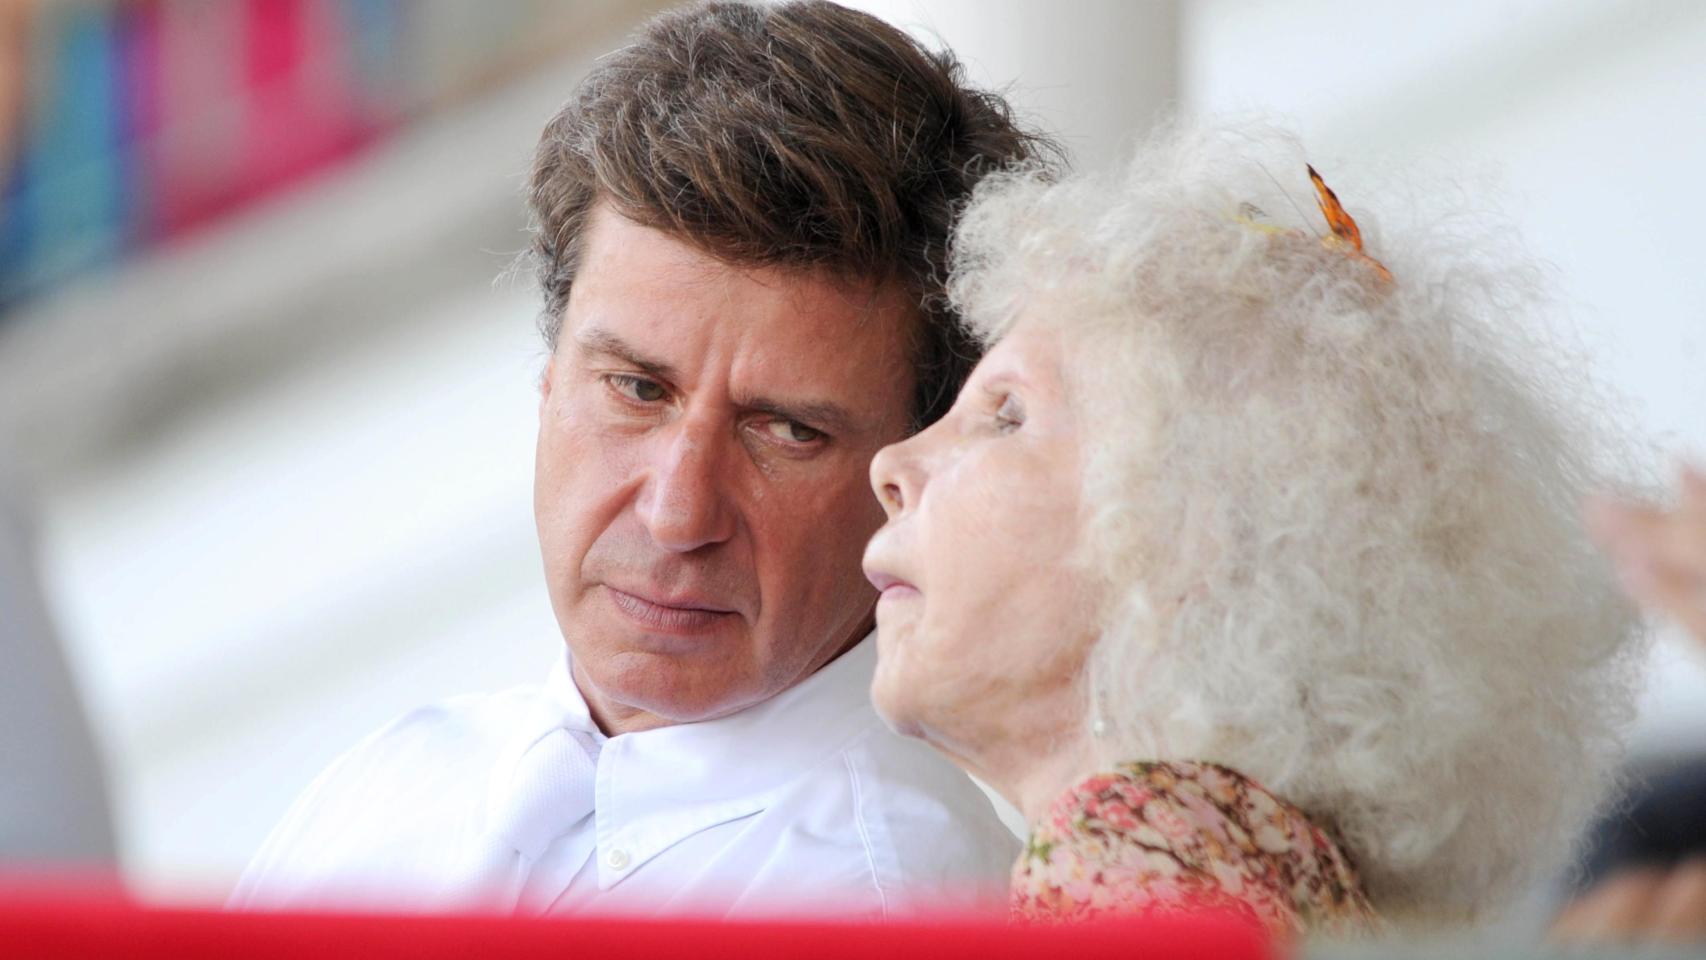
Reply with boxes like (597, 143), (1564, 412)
(232, 0), (1055, 919)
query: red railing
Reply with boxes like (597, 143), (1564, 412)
(0, 889), (1273, 960)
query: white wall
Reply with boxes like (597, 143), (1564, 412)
(842, 0), (1179, 173)
(17, 48), (598, 902)
(1178, 0), (1706, 758)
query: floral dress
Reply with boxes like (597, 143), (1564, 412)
(1011, 760), (1380, 938)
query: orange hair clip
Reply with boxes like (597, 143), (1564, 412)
(1306, 164), (1393, 284)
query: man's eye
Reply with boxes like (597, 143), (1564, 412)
(610, 374), (666, 403)
(762, 419), (823, 444)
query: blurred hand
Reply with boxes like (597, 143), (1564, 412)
(1573, 468), (1706, 944)
(1552, 858), (1706, 944)
(1587, 465), (1706, 642)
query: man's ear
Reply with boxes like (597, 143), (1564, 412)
(539, 356), (556, 416)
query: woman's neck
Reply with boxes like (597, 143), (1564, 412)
(1003, 728), (1102, 827)
(931, 706), (1102, 830)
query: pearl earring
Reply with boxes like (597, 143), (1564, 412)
(1089, 686), (1108, 738)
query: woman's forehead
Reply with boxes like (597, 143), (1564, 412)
(975, 317), (1076, 392)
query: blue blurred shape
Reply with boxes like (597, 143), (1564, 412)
(5, 5), (130, 308)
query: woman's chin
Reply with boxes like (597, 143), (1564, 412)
(874, 705), (924, 741)
(869, 657), (935, 742)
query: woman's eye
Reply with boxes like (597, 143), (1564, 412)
(762, 419), (823, 444)
(611, 375), (666, 403)
(995, 394), (1025, 432)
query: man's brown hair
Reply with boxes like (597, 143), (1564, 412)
(527, 0), (1058, 430)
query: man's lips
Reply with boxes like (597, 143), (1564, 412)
(605, 585), (737, 634)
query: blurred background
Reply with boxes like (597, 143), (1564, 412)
(0, 0), (1702, 925)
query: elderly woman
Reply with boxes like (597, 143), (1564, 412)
(861, 125), (1645, 935)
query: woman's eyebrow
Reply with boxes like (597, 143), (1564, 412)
(978, 370), (1027, 395)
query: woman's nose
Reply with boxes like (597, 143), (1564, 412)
(869, 436), (923, 520)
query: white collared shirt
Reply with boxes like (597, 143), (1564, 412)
(229, 637), (1017, 919)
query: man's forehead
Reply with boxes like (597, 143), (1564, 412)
(567, 205), (917, 425)
(578, 204), (913, 317)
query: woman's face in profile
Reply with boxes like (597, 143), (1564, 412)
(863, 319), (1099, 752)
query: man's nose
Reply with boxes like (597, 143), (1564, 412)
(638, 416), (737, 553)
(869, 436), (925, 521)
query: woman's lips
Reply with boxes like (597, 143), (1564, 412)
(606, 586), (736, 634)
(878, 584), (920, 603)
(864, 570), (920, 602)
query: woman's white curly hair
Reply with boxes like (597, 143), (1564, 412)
(948, 122), (1648, 925)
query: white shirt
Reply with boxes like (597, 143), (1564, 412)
(230, 637), (1017, 919)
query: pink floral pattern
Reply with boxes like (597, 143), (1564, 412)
(1012, 761), (1379, 938)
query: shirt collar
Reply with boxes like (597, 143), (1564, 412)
(530, 635), (881, 887)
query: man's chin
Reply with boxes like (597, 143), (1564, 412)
(572, 645), (762, 727)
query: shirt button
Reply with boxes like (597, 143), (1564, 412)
(604, 848), (631, 871)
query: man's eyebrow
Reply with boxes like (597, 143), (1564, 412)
(741, 396), (859, 436)
(574, 327), (679, 383)
(577, 326), (861, 434)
